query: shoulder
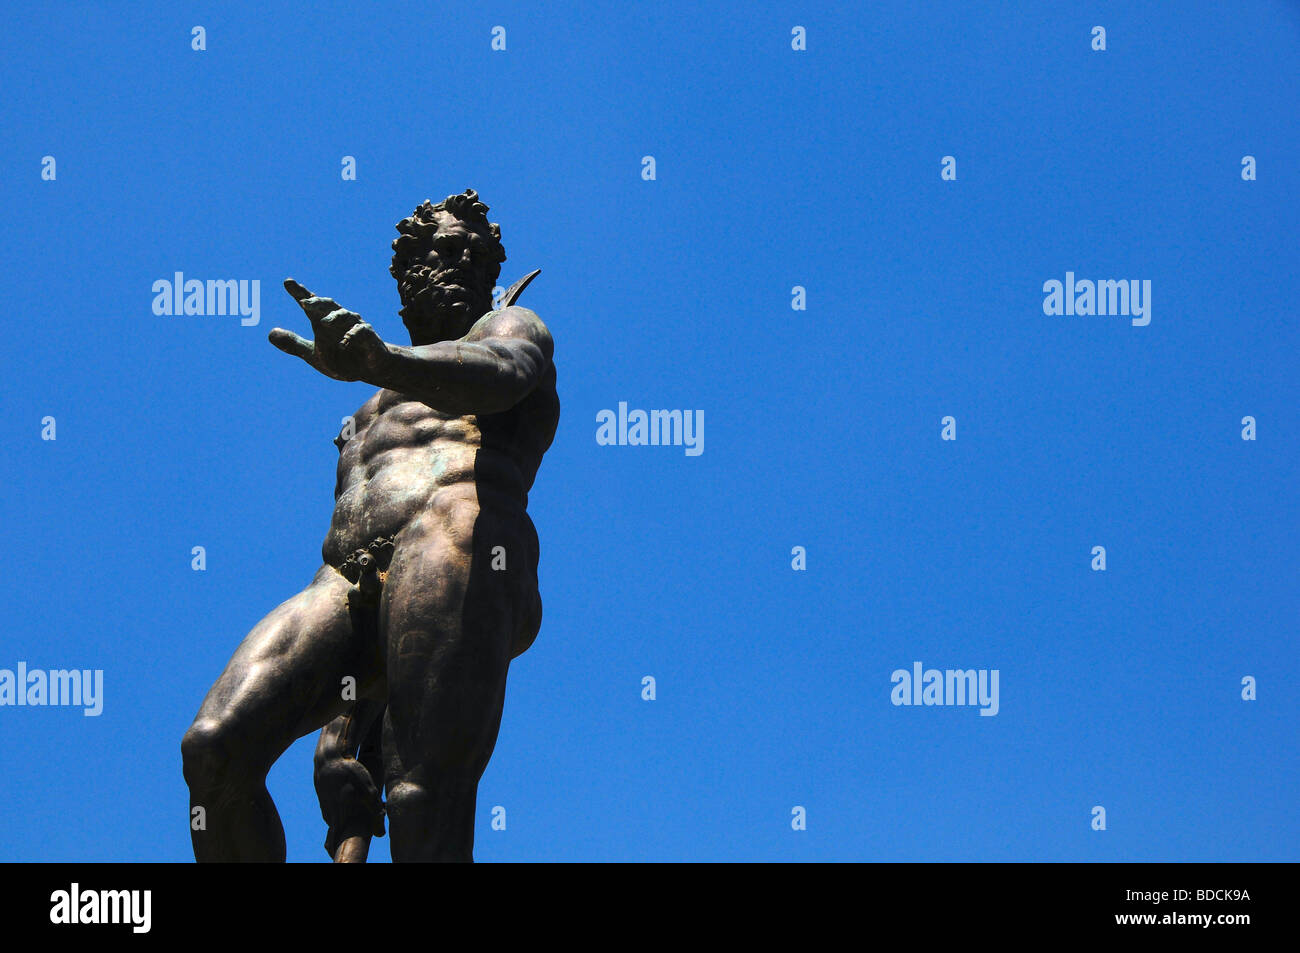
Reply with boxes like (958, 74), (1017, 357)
(469, 306), (553, 360)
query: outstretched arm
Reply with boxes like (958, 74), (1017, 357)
(269, 279), (552, 415)
(375, 307), (553, 415)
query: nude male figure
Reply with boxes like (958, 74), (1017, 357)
(181, 190), (558, 862)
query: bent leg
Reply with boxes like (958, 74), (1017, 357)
(182, 565), (382, 861)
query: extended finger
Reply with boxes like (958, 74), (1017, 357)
(283, 278), (314, 301)
(299, 296), (343, 325)
(268, 327), (315, 360)
(284, 279), (341, 326)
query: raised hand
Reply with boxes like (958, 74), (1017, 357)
(269, 278), (388, 381)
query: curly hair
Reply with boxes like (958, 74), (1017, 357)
(390, 189), (507, 288)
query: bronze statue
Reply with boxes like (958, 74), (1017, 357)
(182, 190), (559, 862)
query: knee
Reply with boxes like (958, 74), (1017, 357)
(181, 718), (236, 791)
(385, 777), (476, 819)
(384, 780), (430, 819)
(385, 779), (476, 862)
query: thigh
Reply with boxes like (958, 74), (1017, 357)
(379, 516), (522, 779)
(192, 565), (383, 767)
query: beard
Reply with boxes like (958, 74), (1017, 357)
(397, 263), (492, 344)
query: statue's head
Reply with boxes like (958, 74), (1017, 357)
(390, 189), (506, 345)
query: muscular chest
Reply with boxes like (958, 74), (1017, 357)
(338, 391), (481, 462)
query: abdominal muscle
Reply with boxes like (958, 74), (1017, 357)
(321, 396), (533, 569)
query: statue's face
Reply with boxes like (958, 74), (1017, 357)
(399, 211), (499, 344)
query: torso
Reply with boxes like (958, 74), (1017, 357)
(322, 363), (559, 569)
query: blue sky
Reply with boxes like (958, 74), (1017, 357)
(1, 1), (1296, 861)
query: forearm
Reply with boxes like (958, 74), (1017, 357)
(367, 339), (540, 414)
(313, 700), (379, 768)
(313, 714), (357, 769)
